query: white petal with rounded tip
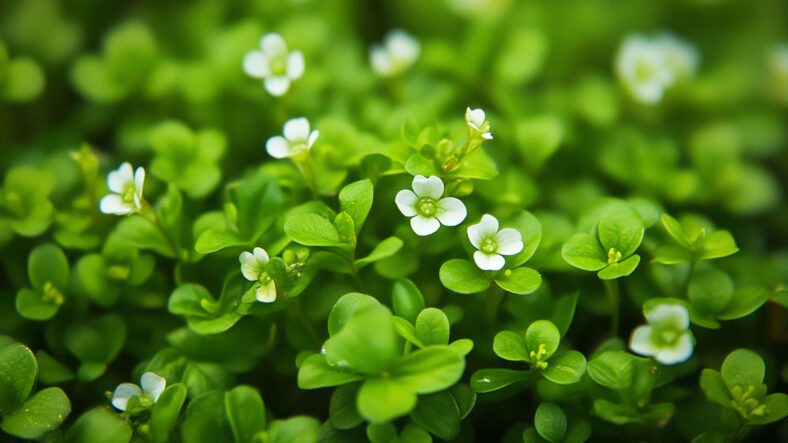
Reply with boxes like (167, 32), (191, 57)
(647, 304), (689, 330)
(256, 280), (277, 303)
(140, 372), (166, 402)
(387, 30), (419, 64)
(435, 197), (466, 226)
(240, 251), (260, 281)
(370, 47), (392, 76)
(287, 50), (305, 79)
(242, 50), (268, 78)
(478, 214), (499, 235)
(261, 33), (287, 56)
(495, 228), (523, 255)
(284, 118), (310, 142)
(467, 108), (485, 127)
(655, 333), (693, 365)
(473, 251), (505, 271)
(111, 383), (141, 411)
(412, 175), (443, 199)
(266, 136), (291, 159)
(264, 76), (290, 96)
(100, 195), (131, 215)
(482, 132), (493, 140)
(395, 190), (418, 217)
(253, 247), (269, 263)
(307, 130), (319, 149)
(410, 215), (440, 236)
(134, 167), (145, 198)
(108, 162), (134, 193)
(467, 224), (484, 249)
(629, 325), (658, 357)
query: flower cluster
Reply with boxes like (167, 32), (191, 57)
(370, 29), (420, 77)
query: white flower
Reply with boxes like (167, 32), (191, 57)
(629, 304), (694, 365)
(615, 35), (674, 104)
(370, 29), (420, 77)
(655, 32), (699, 81)
(99, 162), (145, 215)
(266, 117), (319, 159)
(240, 247), (276, 303)
(467, 214), (523, 271)
(465, 107), (493, 140)
(395, 175), (466, 236)
(243, 32), (305, 96)
(111, 372), (166, 412)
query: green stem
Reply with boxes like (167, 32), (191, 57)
(604, 279), (620, 337)
(348, 260), (366, 292)
(682, 259), (697, 298)
(288, 297), (322, 348)
(294, 158), (319, 200)
(484, 285), (505, 323)
(141, 201), (180, 261)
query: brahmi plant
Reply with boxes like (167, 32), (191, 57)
(0, 1), (787, 442)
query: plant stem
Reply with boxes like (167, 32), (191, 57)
(485, 285), (505, 323)
(142, 201), (180, 261)
(295, 158), (319, 200)
(288, 297), (322, 348)
(681, 259), (697, 297)
(604, 279), (620, 337)
(348, 260), (366, 292)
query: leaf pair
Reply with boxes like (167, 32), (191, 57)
(523, 402), (591, 443)
(15, 243), (69, 321)
(653, 213), (738, 264)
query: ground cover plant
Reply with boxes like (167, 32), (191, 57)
(0, 0), (787, 442)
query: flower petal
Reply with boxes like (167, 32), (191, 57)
(256, 280), (277, 303)
(266, 136), (291, 159)
(466, 107), (485, 127)
(140, 372), (166, 402)
(395, 190), (418, 217)
(108, 162), (133, 193)
(261, 33), (287, 56)
(370, 46), (392, 76)
(100, 194), (131, 215)
(307, 130), (319, 149)
(654, 333), (693, 365)
(647, 304), (689, 330)
(629, 325), (658, 357)
(242, 50), (268, 78)
(134, 167), (145, 198)
(284, 117), (310, 142)
(253, 247), (270, 263)
(287, 50), (305, 79)
(240, 251), (260, 281)
(473, 251), (505, 271)
(412, 175), (443, 199)
(410, 215), (440, 236)
(435, 197), (467, 226)
(478, 214), (499, 236)
(111, 383), (141, 411)
(264, 76), (291, 96)
(495, 228), (523, 255)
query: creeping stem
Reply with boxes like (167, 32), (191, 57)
(141, 201), (181, 261)
(604, 279), (620, 337)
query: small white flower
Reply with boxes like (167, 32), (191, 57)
(239, 247), (276, 303)
(629, 304), (694, 365)
(99, 162), (145, 215)
(395, 175), (466, 236)
(243, 32), (305, 96)
(615, 35), (674, 104)
(266, 117), (319, 159)
(370, 29), (420, 77)
(465, 107), (493, 140)
(467, 214), (523, 271)
(111, 372), (166, 412)
(655, 32), (699, 82)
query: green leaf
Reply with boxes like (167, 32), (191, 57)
(357, 378), (417, 424)
(449, 338), (474, 356)
(660, 213), (690, 249)
(494, 267), (542, 294)
(392, 279), (425, 324)
(717, 287), (770, 320)
(333, 212), (356, 244)
(110, 215), (176, 258)
(439, 259), (490, 294)
(35, 350), (74, 385)
(405, 153), (438, 177)
(597, 205), (644, 258)
(688, 268), (734, 315)
(355, 237), (403, 267)
(150, 383), (187, 443)
(225, 385), (266, 443)
(470, 368), (530, 393)
(392, 347), (465, 394)
(749, 393), (788, 425)
(699, 369), (732, 407)
(327, 293), (381, 336)
(597, 254), (640, 280)
(394, 316), (424, 348)
(28, 243), (69, 290)
(454, 147), (498, 180)
(410, 391), (461, 440)
(561, 233), (606, 271)
(492, 330), (530, 362)
(534, 403), (567, 443)
(15, 288), (60, 321)
(324, 304), (400, 375)
(542, 351), (587, 385)
(525, 320), (560, 361)
(0, 387), (70, 439)
(181, 390), (233, 443)
(339, 179), (374, 234)
(284, 213), (342, 246)
(653, 244), (691, 264)
(415, 308), (450, 346)
(720, 349), (764, 390)
(64, 407), (132, 443)
(194, 229), (245, 254)
(450, 383), (477, 420)
(297, 354), (363, 389)
(507, 211), (542, 267)
(168, 284), (213, 318)
(587, 351), (634, 391)
(63, 314), (126, 381)
(267, 416), (321, 443)
(0, 343), (37, 414)
(700, 230), (738, 260)
(551, 292), (579, 337)
(592, 399), (639, 424)
(366, 422), (397, 443)
(329, 384), (363, 430)
(563, 419), (592, 443)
